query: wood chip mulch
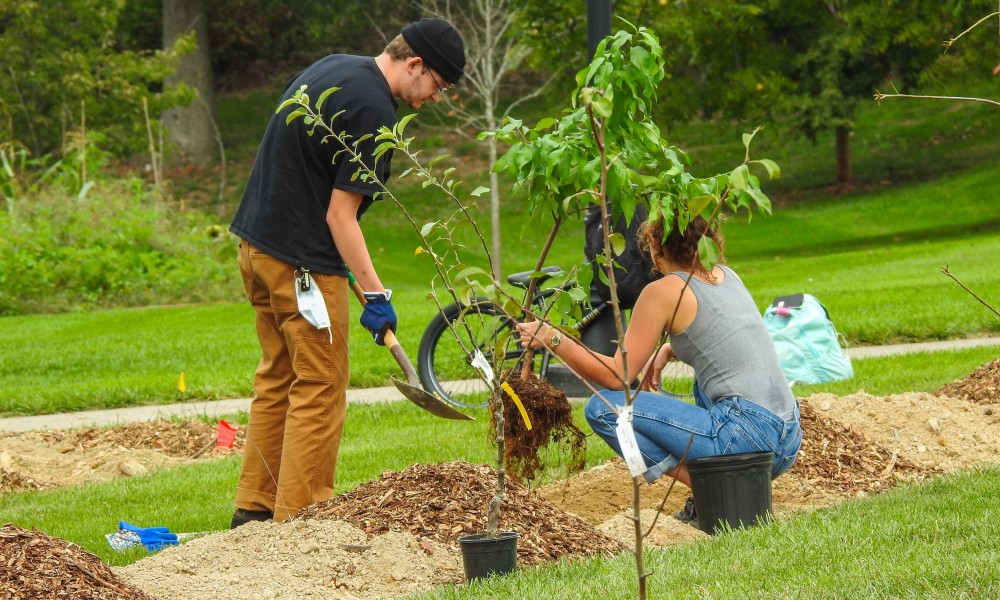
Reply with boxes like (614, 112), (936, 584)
(297, 460), (624, 566)
(0, 523), (157, 600)
(791, 403), (941, 494)
(0, 468), (52, 494)
(38, 419), (244, 458)
(935, 359), (1000, 404)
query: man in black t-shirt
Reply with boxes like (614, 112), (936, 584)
(228, 19), (465, 527)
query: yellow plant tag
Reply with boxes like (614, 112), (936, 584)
(500, 381), (532, 430)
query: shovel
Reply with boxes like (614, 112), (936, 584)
(348, 274), (473, 421)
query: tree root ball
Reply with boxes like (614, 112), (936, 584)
(493, 371), (587, 482)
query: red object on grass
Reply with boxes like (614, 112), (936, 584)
(216, 420), (238, 447)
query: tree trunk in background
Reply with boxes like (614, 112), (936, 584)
(835, 125), (852, 184)
(163, 0), (215, 164)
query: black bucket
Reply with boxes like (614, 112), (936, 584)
(457, 531), (519, 581)
(686, 450), (774, 535)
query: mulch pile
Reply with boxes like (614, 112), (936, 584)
(792, 403), (940, 493)
(0, 523), (156, 600)
(38, 419), (244, 458)
(0, 469), (51, 494)
(935, 359), (1000, 404)
(297, 460), (624, 566)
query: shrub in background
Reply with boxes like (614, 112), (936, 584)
(0, 177), (240, 316)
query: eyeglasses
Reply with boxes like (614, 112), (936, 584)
(427, 69), (451, 94)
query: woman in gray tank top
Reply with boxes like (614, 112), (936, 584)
(516, 211), (801, 490)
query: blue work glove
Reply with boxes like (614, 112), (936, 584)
(360, 290), (397, 346)
(118, 520), (179, 552)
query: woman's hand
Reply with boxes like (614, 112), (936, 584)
(639, 343), (675, 391)
(515, 320), (555, 350)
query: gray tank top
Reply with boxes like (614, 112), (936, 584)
(668, 266), (796, 420)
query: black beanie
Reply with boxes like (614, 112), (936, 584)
(401, 18), (466, 84)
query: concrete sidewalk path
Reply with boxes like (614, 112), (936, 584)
(1, 336), (997, 433)
(0, 387), (403, 433)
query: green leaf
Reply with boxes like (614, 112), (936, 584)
(470, 186), (489, 197)
(316, 86), (340, 109)
(284, 108), (307, 125)
(729, 164), (750, 191)
(688, 194), (715, 217)
(396, 112), (418, 134)
(609, 232), (625, 257)
(748, 187), (773, 214)
(419, 221), (440, 237)
(753, 158), (781, 179)
(503, 298), (522, 318)
(429, 153), (450, 167)
(455, 266), (488, 283)
(534, 117), (556, 132)
(698, 236), (719, 271)
(275, 98), (300, 114)
(591, 94), (613, 119)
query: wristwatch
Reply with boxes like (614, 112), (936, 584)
(549, 331), (562, 349)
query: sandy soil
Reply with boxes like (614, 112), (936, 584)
(1, 362), (997, 600)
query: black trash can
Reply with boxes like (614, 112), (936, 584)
(686, 450), (773, 535)
(457, 531), (519, 581)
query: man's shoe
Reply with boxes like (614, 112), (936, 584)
(674, 496), (698, 525)
(230, 508), (273, 529)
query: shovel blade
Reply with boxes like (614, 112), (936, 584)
(391, 376), (474, 421)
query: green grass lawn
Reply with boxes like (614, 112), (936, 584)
(406, 467), (1000, 599)
(2, 160), (997, 416)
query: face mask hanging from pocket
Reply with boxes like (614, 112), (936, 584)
(295, 268), (333, 344)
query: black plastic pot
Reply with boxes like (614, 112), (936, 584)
(686, 450), (774, 535)
(457, 531), (519, 581)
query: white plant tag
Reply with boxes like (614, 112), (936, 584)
(470, 350), (495, 386)
(615, 405), (647, 478)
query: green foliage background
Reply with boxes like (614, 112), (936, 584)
(0, 0), (194, 157)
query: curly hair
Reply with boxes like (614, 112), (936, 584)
(638, 210), (726, 278)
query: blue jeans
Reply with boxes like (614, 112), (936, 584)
(584, 382), (801, 484)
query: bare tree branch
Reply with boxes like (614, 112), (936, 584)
(941, 264), (1000, 318)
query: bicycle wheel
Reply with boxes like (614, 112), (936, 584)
(417, 301), (546, 409)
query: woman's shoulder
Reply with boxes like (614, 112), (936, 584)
(640, 273), (699, 308)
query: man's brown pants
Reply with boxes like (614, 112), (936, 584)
(235, 242), (349, 522)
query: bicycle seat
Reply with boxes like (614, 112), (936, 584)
(506, 266), (564, 289)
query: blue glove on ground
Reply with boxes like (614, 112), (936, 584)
(360, 291), (397, 346)
(118, 520), (179, 552)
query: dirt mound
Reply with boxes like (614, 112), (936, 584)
(0, 523), (155, 600)
(793, 402), (939, 493)
(936, 359), (1000, 404)
(805, 391), (1000, 472)
(0, 420), (241, 492)
(118, 519), (461, 600)
(538, 395), (948, 539)
(298, 461), (623, 566)
(40, 419), (245, 458)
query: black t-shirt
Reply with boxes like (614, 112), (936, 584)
(230, 54), (398, 274)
